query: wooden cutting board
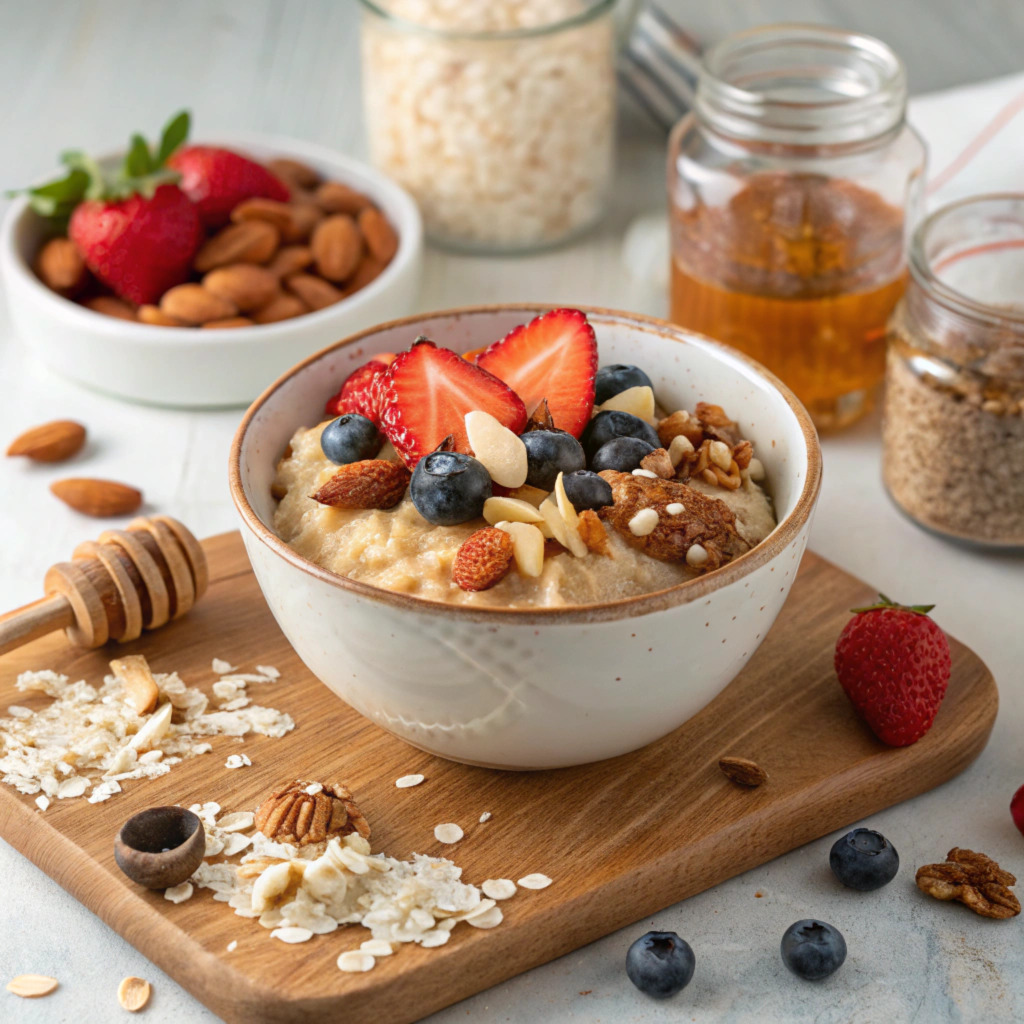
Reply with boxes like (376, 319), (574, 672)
(0, 532), (997, 1023)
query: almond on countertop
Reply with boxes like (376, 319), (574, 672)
(7, 420), (86, 463)
(50, 478), (143, 517)
(6, 975), (59, 999)
(311, 460), (410, 510)
(117, 976), (151, 1013)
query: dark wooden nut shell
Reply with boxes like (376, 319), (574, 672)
(114, 806), (205, 889)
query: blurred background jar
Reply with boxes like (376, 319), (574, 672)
(667, 25), (926, 431)
(883, 194), (1024, 549)
(360, 0), (627, 254)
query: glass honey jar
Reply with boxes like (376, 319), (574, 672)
(667, 25), (926, 430)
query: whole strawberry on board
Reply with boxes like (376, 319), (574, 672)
(1012, 785), (1024, 839)
(15, 111), (201, 305)
(834, 595), (952, 747)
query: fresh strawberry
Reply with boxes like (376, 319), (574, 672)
(476, 308), (597, 437)
(169, 145), (289, 228)
(1012, 785), (1024, 838)
(324, 353), (396, 422)
(378, 339), (527, 468)
(834, 595), (952, 747)
(462, 344), (489, 363)
(15, 111), (201, 305)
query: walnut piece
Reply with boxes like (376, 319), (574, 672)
(916, 848), (1020, 919)
(254, 780), (370, 846)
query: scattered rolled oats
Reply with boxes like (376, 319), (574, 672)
(271, 926), (313, 944)
(434, 823), (464, 844)
(482, 878), (517, 900)
(6, 974), (59, 998)
(35, 795), (49, 811)
(395, 774), (425, 788)
(218, 811), (255, 832)
(479, 812), (492, 823)
(337, 951), (375, 973)
(117, 976), (151, 1012)
(212, 659), (236, 674)
(164, 882), (193, 904)
(360, 939), (394, 956)
(466, 905), (504, 929)
(226, 940), (238, 953)
(57, 777), (88, 799)
(7, 705), (32, 719)
(517, 873), (553, 890)
(225, 754), (252, 770)
(256, 665), (280, 680)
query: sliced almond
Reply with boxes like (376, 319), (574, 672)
(465, 411), (528, 488)
(539, 496), (569, 548)
(50, 478), (142, 517)
(508, 484), (549, 507)
(483, 496), (544, 526)
(6, 974), (58, 998)
(129, 701), (173, 752)
(495, 521), (545, 577)
(117, 976), (151, 1012)
(110, 655), (160, 715)
(554, 473), (588, 557)
(598, 385), (656, 424)
(7, 420), (86, 463)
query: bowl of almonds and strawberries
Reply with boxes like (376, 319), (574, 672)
(0, 111), (422, 407)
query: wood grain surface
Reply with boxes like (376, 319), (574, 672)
(0, 532), (997, 1024)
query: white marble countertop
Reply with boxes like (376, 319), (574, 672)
(1, 4), (1023, 1022)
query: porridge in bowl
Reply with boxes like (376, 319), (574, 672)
(272, 309), (775, 608)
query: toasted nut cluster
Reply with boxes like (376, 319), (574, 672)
(254, 780), (371, 846)
(916, 848), (1020, 919)
(656, 404), (759, 492)
(33, 156), (399, 328)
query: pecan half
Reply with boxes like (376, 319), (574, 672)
(254, 780), (370, 846)
(916, 848), (1020, 919)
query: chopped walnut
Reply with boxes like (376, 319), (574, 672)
(577, 509), (611, 556)
(695, 402), (741, 446)
(916, 848), (1020, 920)
(657, 410), (704, 449)
(640, 447), (675, 480)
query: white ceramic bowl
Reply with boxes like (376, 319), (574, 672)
(0, 134), (423, 408)
(230, 306), (821, 769)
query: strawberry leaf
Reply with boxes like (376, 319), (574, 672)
(122, 133), (154, 179)
(155, 110), (190, 167)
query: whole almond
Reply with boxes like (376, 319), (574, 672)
(51, 478), (143, 517)
(315, 181), (372, 215)
(7, 420), (87, 463)
(285, 273), (343, 311)
(194, 221), (279, 273)
(202, 316), (255, 329)
(718, 756), (768, 787)
(160, 284), (238, 325)
(202, 264), (279, 312)
(138, 304), (187, 327)
(231, 197), (295, 235)
(267, 157), (321, 189)
(358, 207), (398, 263)
(452, 527), (515, 592)
(35, 237), (88, 294)
(312, 460), (410, 510)
(344, 255), (387, 295)
(84, 295), (136, 321)
(266, 245), (314, 278)
(312, 215), (363, 282)
(287, 203), (323, 242)
(252, 293), (307, 324)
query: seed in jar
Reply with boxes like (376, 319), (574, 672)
(592, 436), (656, 474)
(521, 428), (586, 491)
(434, 822), (463, 844)
(320, 414), (384, 465)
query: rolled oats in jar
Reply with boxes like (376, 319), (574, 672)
(360, 0), (618, 252)
(882, 195), (1024, 548)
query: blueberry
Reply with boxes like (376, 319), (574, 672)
(780, 920), (846, 981)
(561, 469), (613, 511)
(580, 410), (660, 462)
(320, 414), (383, 465)
(591, 437), (655, 473)
(521, 428), (586, 491)
(829, 828), (899, 891)
(626, 931), (695, 999)
(410, 450), (492, 526)
(594, 364), (654, 405)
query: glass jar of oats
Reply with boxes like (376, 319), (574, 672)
(883, 195), (1024, 548)
(359, 0), (622, 253)
(668, 25), (926, 431)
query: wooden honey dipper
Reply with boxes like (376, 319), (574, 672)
(0, 516), (208, 657)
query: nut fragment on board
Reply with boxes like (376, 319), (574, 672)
(110, 655), (160, 715)
(6, 974), (59, 998)
(718, 756), (768, 788)
(254, 780), (371, 845)
(916, 848), (1020, 919)
(6, 420), (86, 463)
(117, 976), (151, 1012)
(49, 477), (142, 517)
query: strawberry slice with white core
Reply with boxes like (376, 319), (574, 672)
(378, 340), (528, 469)
(476, 309), (598, 438)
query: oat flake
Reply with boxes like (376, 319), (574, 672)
(481, 878), (516, 900)
(517, 873), (552, 890)
(164, 882), (193, 904)
(338, 951), (375, 973)
(479, 811), (492, 823)
(271, 927), (313, 944)
(395, 774), (425, 788)
(434, 823), (463, 844)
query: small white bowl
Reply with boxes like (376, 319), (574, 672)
(0, 134), (423, 408)
(230, 306), (821, 769)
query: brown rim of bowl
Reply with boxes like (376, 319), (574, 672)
(229, 303), (822, 625)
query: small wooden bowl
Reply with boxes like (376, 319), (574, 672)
(114, 806), (205, 889)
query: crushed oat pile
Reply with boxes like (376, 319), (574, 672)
(0, 656), (293, 804)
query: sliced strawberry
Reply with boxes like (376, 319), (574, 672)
(462, 344), (489, 364)
(325, 353), (396, 422)
(378, 340), (528, 468)
(476, 309), (597, 438)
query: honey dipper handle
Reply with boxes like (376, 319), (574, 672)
(0, 594), (76, 657)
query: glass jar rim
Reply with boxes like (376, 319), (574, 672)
(356, 0), (617, 41)
(910, 192), (1024, 329)
(696, 23), (907, 145)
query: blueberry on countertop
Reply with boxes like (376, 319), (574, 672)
(320, 414), (383, 465)
(410, 450), (492, 526)
(829, 828), (899, 891)
(591, 437), (655, 473)
(594, 364), (654, 405)
(561, 469), (613, 511)
(626, 931), (695, 999)
(580, 410), (660, 462)
(521, 428), (586, 491)
(780, 920), (846, 981)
